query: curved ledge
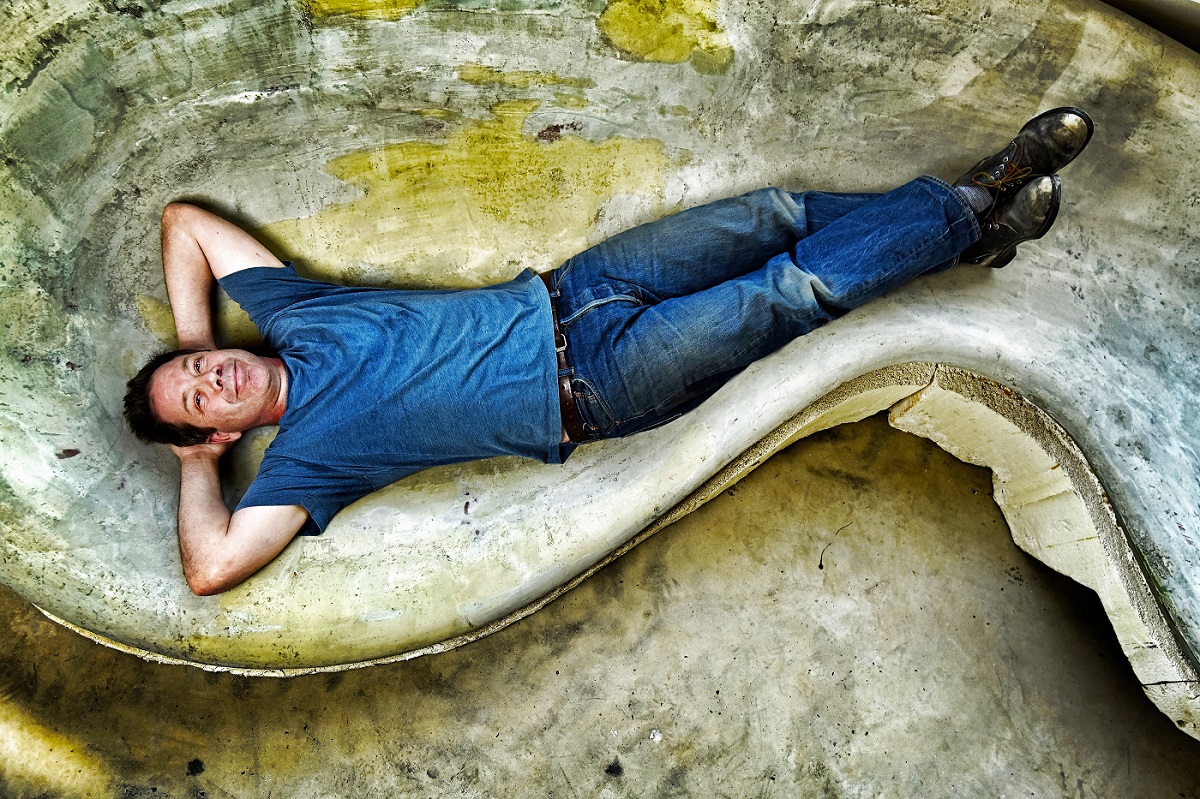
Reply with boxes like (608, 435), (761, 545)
(38, 361), (942, 676)
(3, 0), (1199, 740)
(34, 361), (1200, 745)
(889, 365), (1200, 736)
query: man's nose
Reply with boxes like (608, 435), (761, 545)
(205, 364), (224, 391)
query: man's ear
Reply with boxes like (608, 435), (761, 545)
(207, 430), (242, 444)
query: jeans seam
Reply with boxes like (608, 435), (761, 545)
(560, 293), (643, 327)
(589, 396), (681, 434)
(920, 174), (981, 240)
(617, 409), (684, 435)
(557, 254), (579, 281)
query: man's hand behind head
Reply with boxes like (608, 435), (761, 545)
(170, 437), (238, 463)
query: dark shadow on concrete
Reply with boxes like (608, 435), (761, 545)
(1103, 0), (1200, 52)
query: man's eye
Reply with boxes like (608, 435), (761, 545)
(194, 392), (202, 411)
(194, 358), (202, 374)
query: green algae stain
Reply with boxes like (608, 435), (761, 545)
(458, 64), (594, 90)
(136, 294), (262, 351)
(260, 100), (671, 288)
(0, 285), (70, 359)
(135, 296), (177, 349)
(302, 0), (423, 21)
(598, 0), (733, 71)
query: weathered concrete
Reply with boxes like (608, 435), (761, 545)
(1103, 0), (1200, 51)
(891, 366), (1200, 733)
(2, 0), (1200, 734)
(4, 417), (1200, 797)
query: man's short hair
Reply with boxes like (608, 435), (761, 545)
(123, 348), (215, 447)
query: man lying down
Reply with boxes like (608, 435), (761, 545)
(123, 108), (1094, 595)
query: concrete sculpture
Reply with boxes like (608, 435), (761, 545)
(2, 0), (1198, 735)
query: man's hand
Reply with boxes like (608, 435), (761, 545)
(172, 433), (307, 596)
(170, 438), (236, 463)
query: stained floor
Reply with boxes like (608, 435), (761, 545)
(3, 415), (1199, 798)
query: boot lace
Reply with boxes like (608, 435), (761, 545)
(971, 141), (1033, 191)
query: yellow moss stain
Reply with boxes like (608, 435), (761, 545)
(302, 0), (423, 21)
(0, 703), (112, 797)
(135, 296), (177, 348)
(458, 63), (594, 90)
(598, 0), (733, 71)
(260, 100), (671, 288)
(136, 294), (262, 350)
(555, 92), (590, 110)
(214, 293), (265, 350)
(414, 107), (457, 121)
(225, 426), (278, 499)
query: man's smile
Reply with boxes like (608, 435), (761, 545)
(149, 348), (287, 434)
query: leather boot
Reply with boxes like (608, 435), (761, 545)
(955, 107), (1092, 214)
(961, 175), (1061, 268)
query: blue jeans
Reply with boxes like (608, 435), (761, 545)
(545, 176), (980, 444)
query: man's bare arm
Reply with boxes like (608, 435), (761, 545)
(161, 203), (286, 350)
(162, 204), (300, 594)
(174, 442), (307, 596)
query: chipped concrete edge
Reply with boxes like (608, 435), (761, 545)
(890, 364), (1200, 737)
(36, 361), (1200, 743)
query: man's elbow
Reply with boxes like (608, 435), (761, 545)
(162, 200), (197, 219)
(185, 562), (245, 596)
(187, 577), (224, 597)
(162, 202), (202, 236)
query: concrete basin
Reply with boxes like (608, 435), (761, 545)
(2, 0), (1198, 734)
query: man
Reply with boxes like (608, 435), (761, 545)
(124, 108), (1093, 596)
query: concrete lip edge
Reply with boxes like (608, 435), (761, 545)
(37, 359), (1198, 743)
(35, 362), (938, 675)
(890, 364), (1200, 737)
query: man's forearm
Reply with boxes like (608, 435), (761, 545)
(176, 451), (233, 594)
(161, 204), (216, 350)
(173, 450), (307, 596)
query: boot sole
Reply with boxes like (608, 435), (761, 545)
(987, 176), (1062, 268)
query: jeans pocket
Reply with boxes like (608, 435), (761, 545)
(574, 374), (691, 440)
(570, 375), (617, 437)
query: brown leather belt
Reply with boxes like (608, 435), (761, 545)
(539, 271), (590, 443)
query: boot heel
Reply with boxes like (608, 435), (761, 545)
(988, 248), (1017, 269)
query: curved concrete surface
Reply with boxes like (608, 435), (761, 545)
(1103, 0), (1200, 51)
(7, 418), (1200, 796)
(2, 0), (1198, 728)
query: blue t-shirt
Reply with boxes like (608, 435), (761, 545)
(218, 264), (562, 535)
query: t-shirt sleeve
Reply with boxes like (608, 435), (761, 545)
(235, 453), (383, 536)
(218, 262), (345, 334)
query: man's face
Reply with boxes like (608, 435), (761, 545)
(149, 349), (284, 436)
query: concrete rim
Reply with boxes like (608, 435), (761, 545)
(39, 358), (1193, 733)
